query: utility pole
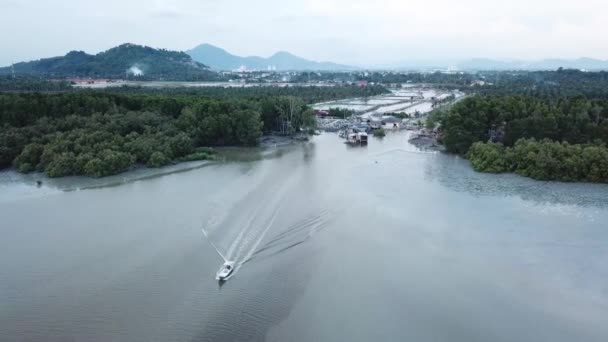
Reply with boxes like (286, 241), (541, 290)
(11, 61), (16, 79)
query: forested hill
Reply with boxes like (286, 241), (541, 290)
(0, 44), (222, 81)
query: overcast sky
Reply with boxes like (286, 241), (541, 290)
(1, 0), (607, 67)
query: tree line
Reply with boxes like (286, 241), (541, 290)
(0, 97), (261, 177)
(2, 84), (386, 177)
(440, 95), (608, 155)
(289, 71), (477, 88)
(0, 76), (73, 92)
(103, 84), (389, 104)
(438, 71), (608, 182)
(0, 85), (387, 177)
(474, 69), (608, 98)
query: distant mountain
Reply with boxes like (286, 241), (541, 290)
(526, 58), (608, 70)
(187, 44), (356, 71)
(457, 58), (608, 71)
(457, 58), (525, 71)
(0, 44), (221, 81)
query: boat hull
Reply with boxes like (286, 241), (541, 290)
(216, 261), (235, 281)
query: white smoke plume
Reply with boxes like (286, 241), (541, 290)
(127, 65), (144, 76)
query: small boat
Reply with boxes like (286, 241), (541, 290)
(347, 129), (368, 145)
(216, 261), (235, 281)
(340, 127), (367, 145)
(202, 228), (236, 282)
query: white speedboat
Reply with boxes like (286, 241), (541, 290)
(216, 261), (235, 281)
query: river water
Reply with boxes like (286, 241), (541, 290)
(1, 132), (607, 342)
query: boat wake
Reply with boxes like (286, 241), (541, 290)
(199, 153), (337, 280)
(242, 209), (333, 265)
(202, 205), (334, 278)
(199, 164), (296, 279)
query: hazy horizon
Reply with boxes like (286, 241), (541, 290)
(1, 0), (607, 67)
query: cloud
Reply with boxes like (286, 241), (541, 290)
(148, 0), (183, 19)
(0, 0), (606, 66)
(1, 0), (24, 10)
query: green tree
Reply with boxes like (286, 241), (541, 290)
(14, 143), (44, 173)
(233, 109), (263, 146)
(147, 151), (170, 168)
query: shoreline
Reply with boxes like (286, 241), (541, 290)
(0, 135), (310, 193)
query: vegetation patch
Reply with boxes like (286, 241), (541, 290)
(0, 86), (387, 177)
(468, 139), (608, 183)
(179, 147), (217, 162)
(439, 71), (608, 183)
(374, 128), (386, 137)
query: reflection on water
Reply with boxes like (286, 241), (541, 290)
(0, 160), (213, 200)
(424, 153), (608, 208)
